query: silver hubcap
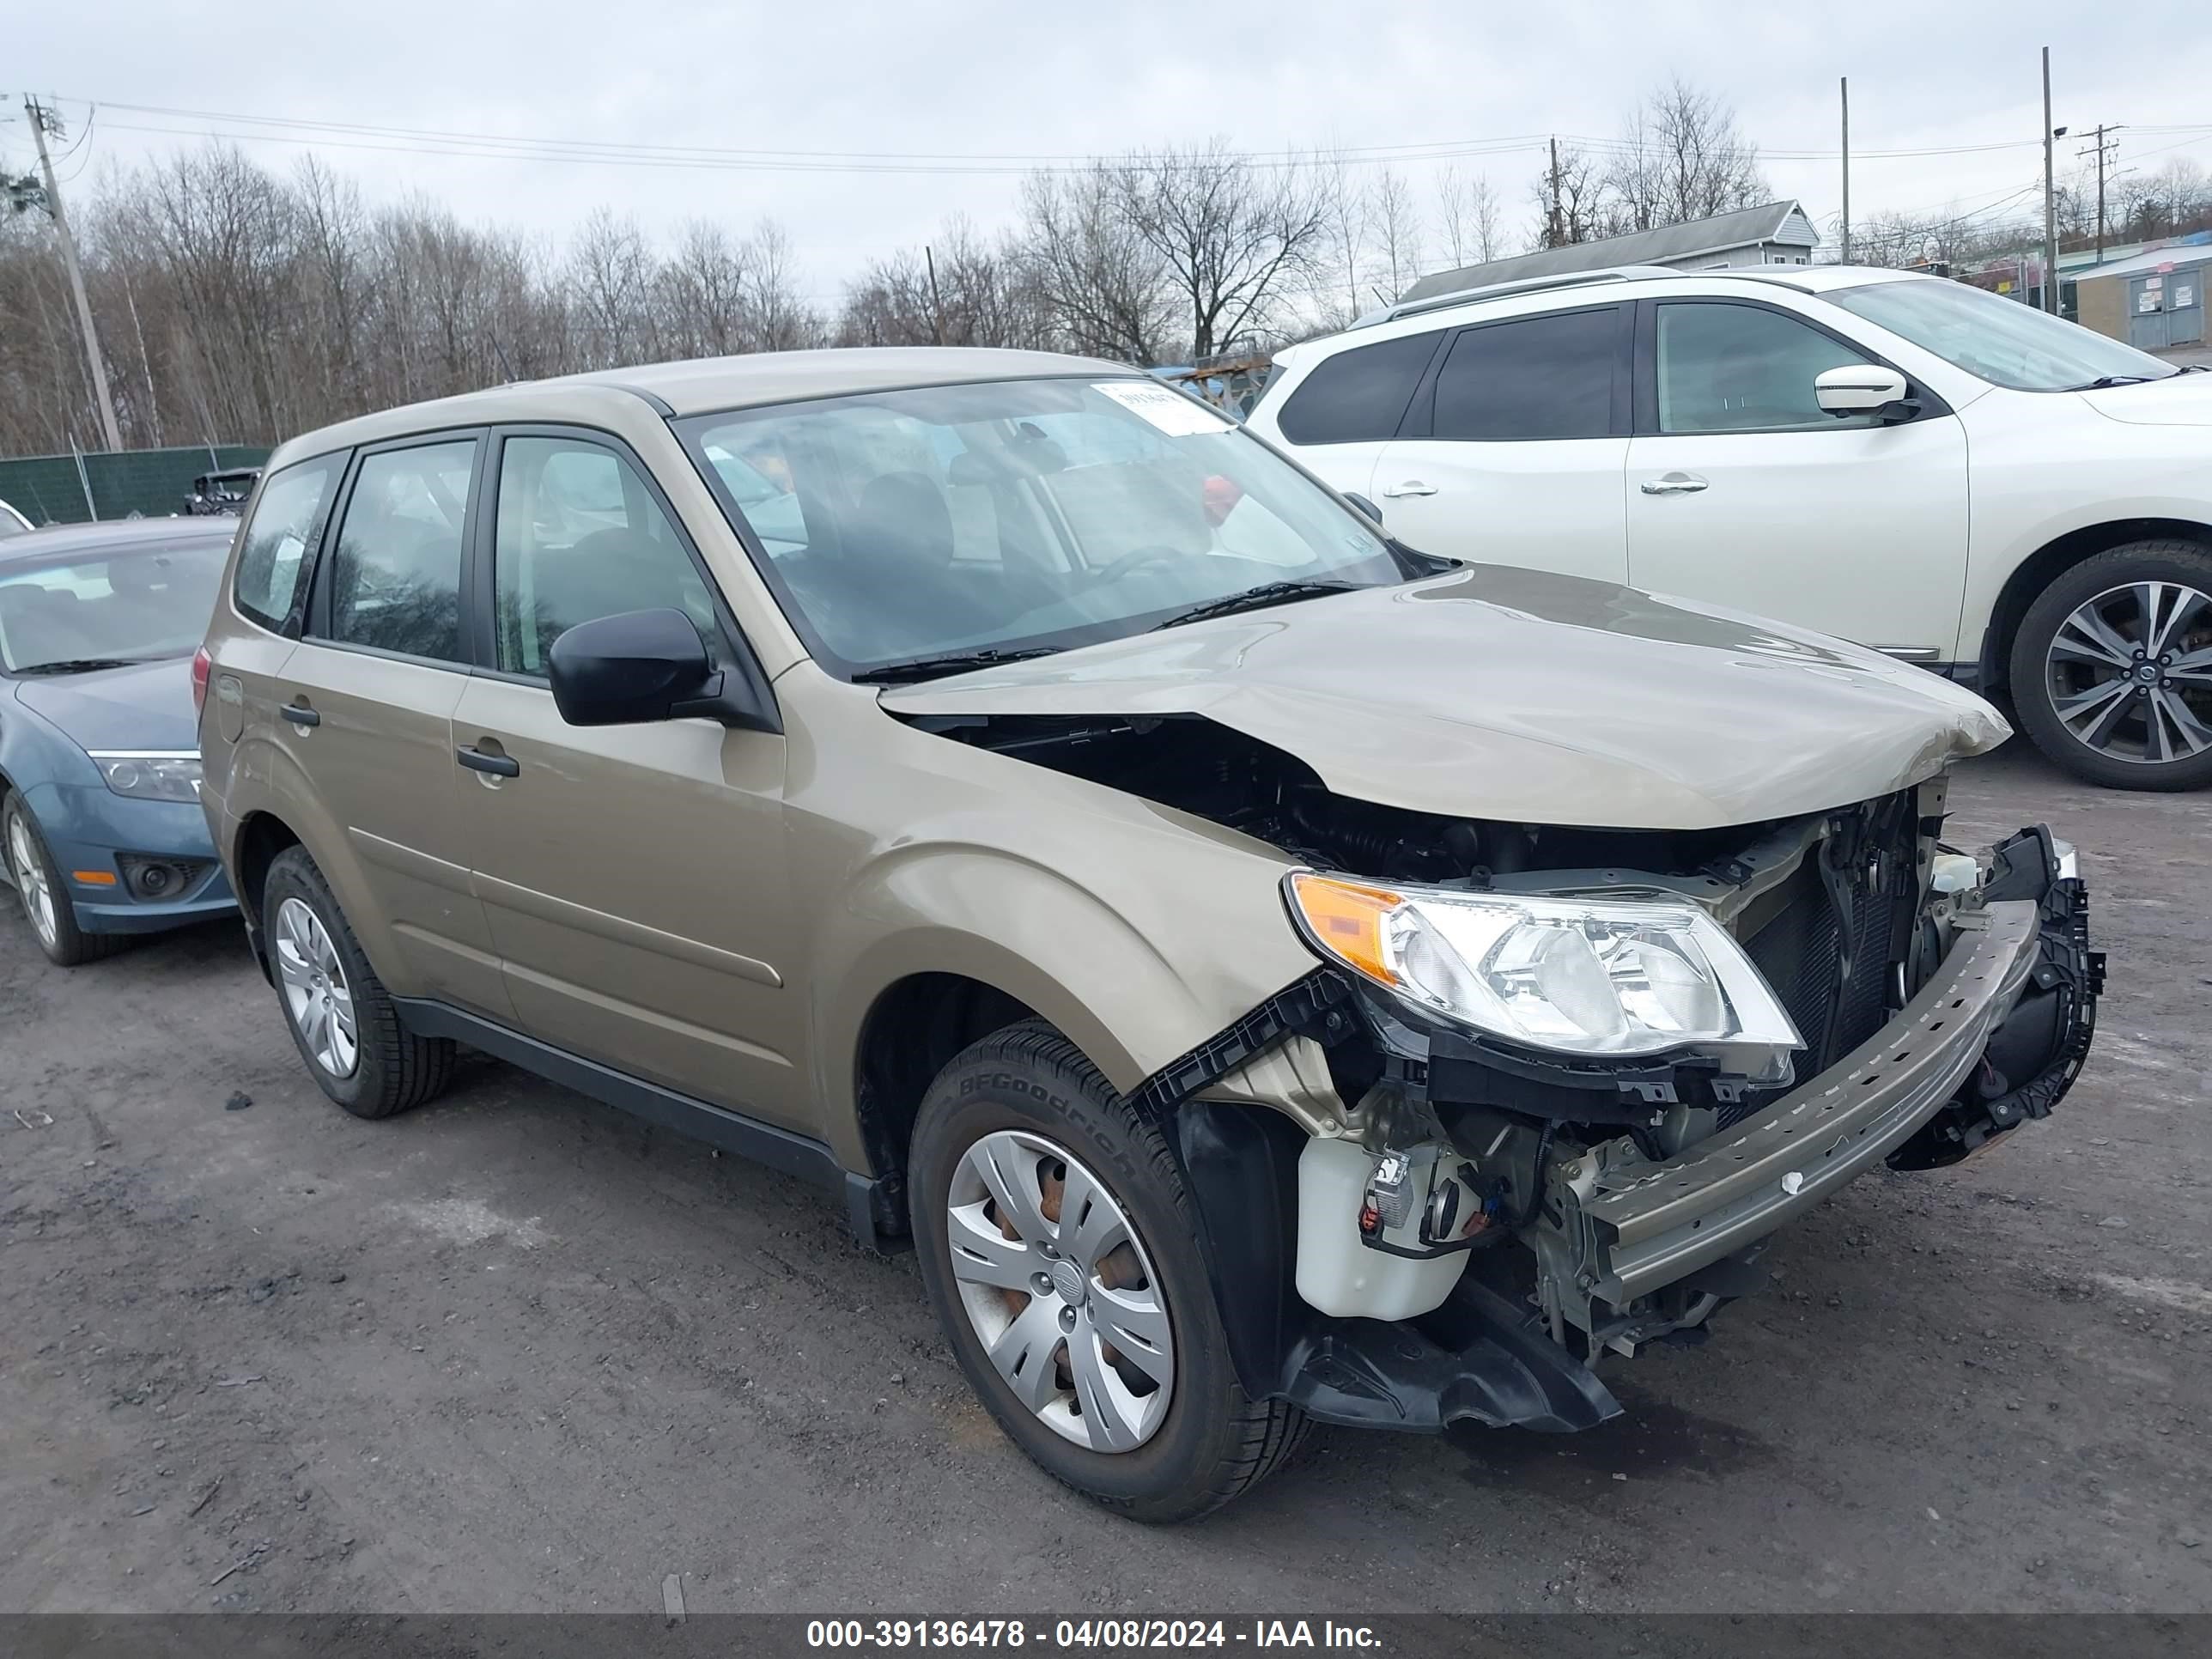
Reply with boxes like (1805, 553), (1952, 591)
(2045, 580), (2212, 765)
(275, 896), (359, 1078)
(7, 814), (58, 949)
(945, 1130), (1175, 1453)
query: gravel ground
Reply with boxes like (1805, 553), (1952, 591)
(2, 736), (2208, 1616)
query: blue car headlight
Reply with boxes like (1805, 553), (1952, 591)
(88, 750), (204, 804)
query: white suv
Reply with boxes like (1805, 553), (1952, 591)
(1248, 264), (2212, 790)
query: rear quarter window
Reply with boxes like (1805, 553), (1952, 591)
(1272, 330), (1442, 446)
(233, 455), (343, 631)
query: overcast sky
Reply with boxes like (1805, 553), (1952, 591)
(11, 1), (2212, 306)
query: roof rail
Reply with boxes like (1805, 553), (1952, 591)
(1352, 265), (1680, 329)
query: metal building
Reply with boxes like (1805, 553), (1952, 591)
(2070, 241), (2212, 349)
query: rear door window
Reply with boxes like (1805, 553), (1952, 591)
(1430, 307), (1623, 441)
(314, 439), (478, 663)
(233, 456), (341, 631)
(1273, 331), (1441, 446)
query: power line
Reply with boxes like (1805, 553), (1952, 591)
(65, 93), (2108, 177)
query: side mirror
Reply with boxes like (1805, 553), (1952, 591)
(548, 608), (745, 727)
(1343, 492), (1385, 528)
(1815, 364), (1917, 422)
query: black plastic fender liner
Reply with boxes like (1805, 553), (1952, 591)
(1165, 1097), (1620, 1434)
(1282, 1282), (1622, 1435)
(1165, 1097), (1310, 1403)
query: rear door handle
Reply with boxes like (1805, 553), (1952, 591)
(1640, 472), (1710, 495)
(279, 702), (320, 727)
(456, 744), (520, 779)
(1381, 480), (1438, 498)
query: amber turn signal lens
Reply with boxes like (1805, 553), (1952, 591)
(72, 870), (118, 886)
(1286, 872), (1403, 986)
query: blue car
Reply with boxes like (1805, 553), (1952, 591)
(0, 519), (239, 965)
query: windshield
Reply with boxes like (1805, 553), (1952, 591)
(0, 538), (230, 673)
(1828, 277), (2179, 392)
(678, 376), (1407, 678)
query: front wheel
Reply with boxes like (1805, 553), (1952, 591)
(2009, 541), (2212, 790)
(3, 791), (125, 967)
(909, 1020), (1307, 1522)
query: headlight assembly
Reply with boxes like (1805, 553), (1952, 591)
(1285, 871), (1802, 1066)
(88, 750), (203, 804)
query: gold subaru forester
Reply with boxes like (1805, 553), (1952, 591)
(198, 348), (2100, 1520)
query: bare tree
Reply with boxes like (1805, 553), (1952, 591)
(1310, 154), (1369, 328)
(1365, 166), (1425, 302)
(736, 220), (821, 352)
(1601, 77), (1769, 234)
(659, 219), (751, 357)
(1016, 167), (1174, 363)
(2116, 156), (2212, 242)
(1433, 166), (1501, 269)
(1113, 139), (1328, 360)
(1530, 141), (1605, 248)
(566, 208), (659, 368)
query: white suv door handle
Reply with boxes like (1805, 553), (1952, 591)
(1640, 472), (1710, 495)
(1382, 480), (1437, 498)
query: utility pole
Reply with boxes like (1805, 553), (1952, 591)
(1839, 77), (1851, 264)
(923, 245), (946, 346)
(2077, 124), (2123, 264)
(1547, 137), (1565, 248)
(23, 96), (123, 452)
(2041, 49), (2061, 314)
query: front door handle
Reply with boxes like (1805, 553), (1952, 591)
(1640, 472), (1710, 495)
(279, 702), (320, 727)
(456, 744), (520, 779)
(1381, 480), (1438, 498)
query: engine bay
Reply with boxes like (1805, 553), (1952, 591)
(918, 710), (1781, 884)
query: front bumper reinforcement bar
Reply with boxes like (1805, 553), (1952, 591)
(1571, 899), (2042, 1303)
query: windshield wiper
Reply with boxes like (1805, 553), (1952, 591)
(1152, 580), (1365, 630)
(14, 657), (146, 677)
(851, 647), (1060, 685)
(2069, 374), (2163, 389)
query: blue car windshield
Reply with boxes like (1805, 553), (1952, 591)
(0, 539), (231, 674)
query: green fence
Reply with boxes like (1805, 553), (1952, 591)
(0, 444), (272, 527)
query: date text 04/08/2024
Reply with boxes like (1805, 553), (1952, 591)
(804, 1620), (1382, 1649)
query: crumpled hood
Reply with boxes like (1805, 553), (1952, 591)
(881, 567), (2011, 830)
(13, 657), (198, 752)
(2081, 371), (2212, 427)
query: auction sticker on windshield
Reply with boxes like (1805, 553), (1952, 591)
(1094, 380), (1237, 436)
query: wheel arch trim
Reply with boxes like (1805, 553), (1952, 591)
(1976, 515), (2212, 689)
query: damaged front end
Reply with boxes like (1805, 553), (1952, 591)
(1140, 780), (2102, 1437)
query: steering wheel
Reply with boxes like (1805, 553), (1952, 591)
(1081, 544), (1187, 588)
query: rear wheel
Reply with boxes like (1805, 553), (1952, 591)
(3, 791), (126, 967)
(2010, 542), (2212, 790)
(262, 845), (453, 1118)
(909, 1020), (1307, 1522)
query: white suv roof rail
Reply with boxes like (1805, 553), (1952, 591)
(1352, 264), (1680, 329)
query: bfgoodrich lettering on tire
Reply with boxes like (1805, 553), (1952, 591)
(909, 1018), (1307, 1522)
(260, 846), (454, 1120)
(2010, 540), (2212, 791)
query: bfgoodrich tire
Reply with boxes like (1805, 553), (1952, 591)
(261, 846), (453, 1119)
(2009, 541), (2212, 791)
(909, 1019), (1307, 1522)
